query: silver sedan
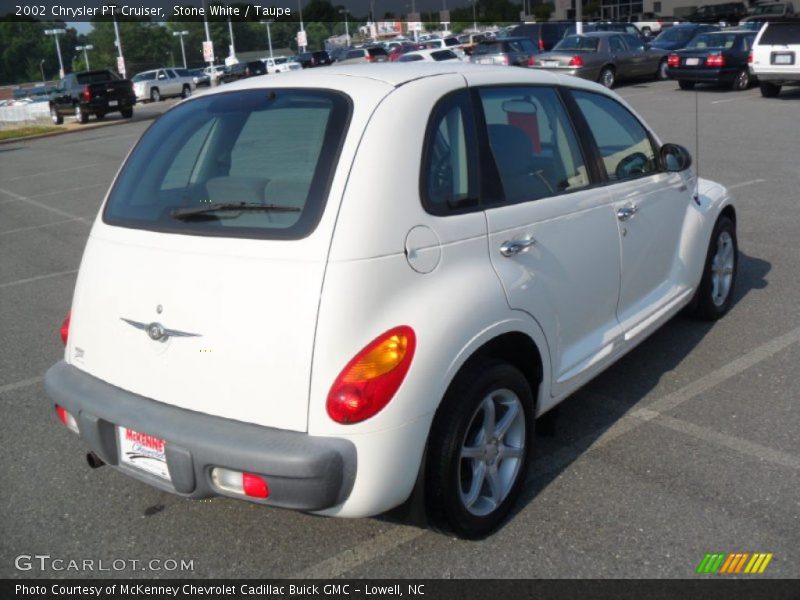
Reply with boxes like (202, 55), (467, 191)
(531, 31), (669, 88)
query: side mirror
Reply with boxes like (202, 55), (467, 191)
(661, 143), (693, 172)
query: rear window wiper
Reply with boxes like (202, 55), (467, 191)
(170, 202), (301, 220)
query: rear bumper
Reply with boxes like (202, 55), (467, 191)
(667, 67), (740, 83)
(752, 70), (800, 83)
(85, 97), (135, 113)
(44, 361), (356, 511)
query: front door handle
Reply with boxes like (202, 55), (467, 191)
(500, 237), (536, 257)
(617, 204), (639, 221)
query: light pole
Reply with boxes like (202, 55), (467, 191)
(39, 59), (46, 87)
(202, 0), (214, 74)
(471, 0), (477, 33)
(172, 31), (189, 69)
(339, 8), (350, 47)
(112, 16), (126, 78)
(75, 44), (93, 70)
(298, 0), (306, 52)
(261, 20), (275, 59)
(227, 16), (236, 61)
(44, 29), (66, 79)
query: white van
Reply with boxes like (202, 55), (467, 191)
(750, 19), (800, 97)
(46, 64), (737, 538)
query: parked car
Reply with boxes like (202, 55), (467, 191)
(421, 37), (466, 57)
(336, 46), (389, 64)
(46, 63), (738, 539)
(132, 68), (195, 102)
(396, 49), (462, 62)
(49, 70), (135, 124)
(203, 64), (226, 83)
(187, 68), (210, 88)
(650, 23), (722, 51)
(531, 32), (670, 87)
(470, 37), (538, 67)
(295, 51), (332, 68)
(457, 32), (491, 55)
(750, 19), (800, 97)
(626, 13), (682, 35)
(262, 56), (302, 74)
(666, 30), (758, 90)
(686, 2), (749, 24)
(510, 22), (575, 51)
(220, 61), (267, 84)
(744, 1), (796, 18)
(387, 43), (425, 62)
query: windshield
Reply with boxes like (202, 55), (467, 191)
(104, 89), (351, 239)
(554, 36), (600, 51)
(657, 27), (694, 43)
(686, 33), (738, 49)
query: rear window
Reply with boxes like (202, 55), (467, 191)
(687, 33), (738, 49)
(555, 36), (600, 51)
(473, 41), (504, 55)
(77, 71), (120, 84)
(104, 89), (351, 240)
(368, 47), (388, 56)
(431, 50), (458, 61)
(760, 23), (800, 45)
(398, 53), (424, 62)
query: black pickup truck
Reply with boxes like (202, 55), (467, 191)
(49, 70), (136, 124)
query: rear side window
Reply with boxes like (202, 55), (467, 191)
(104, 89), (351, 239)
(760, 23), (800, 45)
(431, 50), (457, 61)
(479, 87), (590, 203)
(368, 47), (388, 57)
(398, 54), (424, 62)
(572, 90), (658, 182)
(421, 91), (478, 214)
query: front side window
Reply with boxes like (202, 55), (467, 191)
(104, 89), (350, 239)
(421, 91), (478, 214)
(479, 87), (589, 204)
(610, 36), (626, 53)
(572, 90), (658, 182)
(622, 34), (645, 51)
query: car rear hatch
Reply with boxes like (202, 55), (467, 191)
(755, 22), (800, 73)
(80, 74), (133, 103)
(674, 50), (717, 69)
(66, 87), (357, 433)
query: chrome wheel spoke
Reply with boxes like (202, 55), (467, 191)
(481, 396), (496, 440)
(495, 401), (520, 439)
(498, 444), (524, 460)
(463, 461), (486, 509)
(485, 465), (501, 508)
(461, 445), (483, 460)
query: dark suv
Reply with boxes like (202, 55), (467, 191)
(295, 51), (332, 68)
(510, 22), (574, 51)
(220, 61), (266, 84)
(470, 37), (538, 67)
(687, 2), (748, 24)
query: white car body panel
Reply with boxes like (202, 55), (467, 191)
(63, 64), (735, 518)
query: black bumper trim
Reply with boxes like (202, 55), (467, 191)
(45, 361), (356, 511)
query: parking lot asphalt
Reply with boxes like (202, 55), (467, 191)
(1, 78), (798, 579)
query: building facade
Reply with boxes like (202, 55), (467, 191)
(551, 0), (752, 20)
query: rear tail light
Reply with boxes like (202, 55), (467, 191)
(56, 404), (79, 434)
(366, 54), (376, 63)
(60, 310), (71, 345)
(527, 56), (536, 67)
(747, 52), (753, 64)
(538, 38), (545, 51)
(568, 55), (584, 67)
(245, 67), (251, 76)
(668, 54), (680, 68)
(706, 54), (725, 68)
(81, 85), (92, 102)
(501, 54), (509, 65)
(211, 467), (270, 498)
(327, 326), (416, 424)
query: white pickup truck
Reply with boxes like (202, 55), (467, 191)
(627, 14), (680, 35)
(262, 57), (303, 74)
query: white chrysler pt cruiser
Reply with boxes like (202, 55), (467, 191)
(46, 64), (737, 539)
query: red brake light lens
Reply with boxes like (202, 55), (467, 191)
(327, 326), (416, 424)
(668, 54), (680, 68)
(538, 38), (545, 51)
(60, 310), (71, 345)
(706, 54), (725, 68)
(527, 56), (536, 67)
(242, 473), (270, 498)
(747, 52), (753, 64)
(568, 55), (584, 67)
(82, 85), (92, 102)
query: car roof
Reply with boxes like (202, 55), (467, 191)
(569, 31), (620, 37)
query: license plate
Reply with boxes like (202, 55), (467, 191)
(540, 60), (560, 67)
(772, 52), (794, 65)
(685, 58), (700, 66)
(108, 100), (119, 107)
(118, 426), (171, 481)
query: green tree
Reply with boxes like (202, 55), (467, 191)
(0, 18), (79, 84)
(533, 3), (553, 21)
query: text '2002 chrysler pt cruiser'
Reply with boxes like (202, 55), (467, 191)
(46, 63), (737, 539)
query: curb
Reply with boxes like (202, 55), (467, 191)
(0, 111), (162, 146)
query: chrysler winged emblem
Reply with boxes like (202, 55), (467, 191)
(121, 318), (201, 342)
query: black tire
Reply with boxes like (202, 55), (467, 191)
(686, 216), (738, 321)
(598, 66), (615, 88)
(75, 104), (89, 124)
(732, 68), (750, 91)
(759, 81), (781, 97)
(150, 87), (161, 102)
(95, 112), (105, 120)
(181, 84), (191, 99)
(657, 58), (669, 80)
(121, 108), (133, 119)
(678, 80), (695, 90)
(425, 359), (534, 539)
(50, 105), (63, 125)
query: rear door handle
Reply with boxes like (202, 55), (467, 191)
(500, 237), (536, 257)
(617, 204), (639, 221)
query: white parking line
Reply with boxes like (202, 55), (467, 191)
(0, 269), (78, 290)
(728, 179), (766, 190)
(0, 217), (89, 236)
(0, 182), (107, 206)
(289, 324), (800, 579)
(711, 98), (738, 104)
(3, 163), (101, 183)
(0, 375), (43, 395)
(0, 187), (91, 223)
